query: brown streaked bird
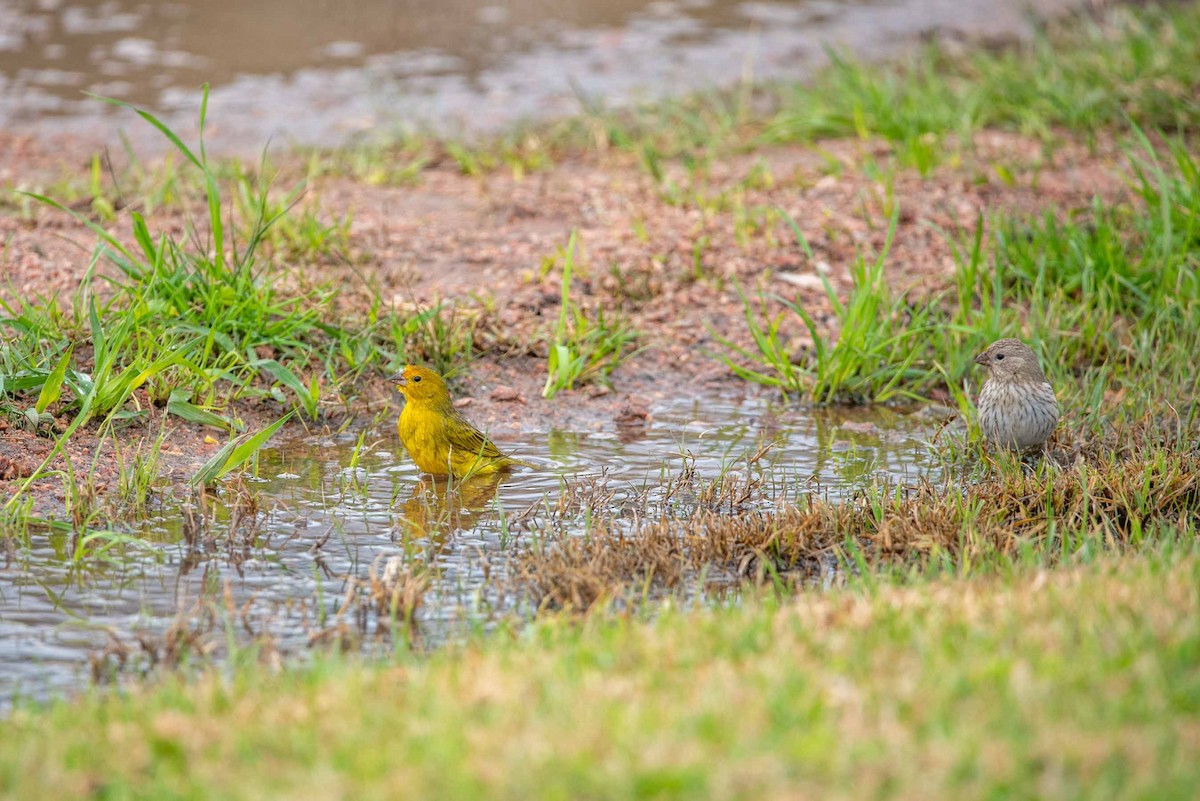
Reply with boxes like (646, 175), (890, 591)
(391, 365), (521, 479)
(974, 338), (1059, 451)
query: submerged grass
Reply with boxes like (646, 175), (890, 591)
(2, 552), (1197, 799)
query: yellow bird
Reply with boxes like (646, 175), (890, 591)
(390, 365), (521, 478)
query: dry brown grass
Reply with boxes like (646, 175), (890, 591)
(514, 447), (1200, 612)
(308, 555), (431, 650)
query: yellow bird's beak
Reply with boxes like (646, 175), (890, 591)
(389, 371), (407, 386)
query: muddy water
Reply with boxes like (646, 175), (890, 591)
(0, 396), (947, 707)
(0, 0), (1087, 151)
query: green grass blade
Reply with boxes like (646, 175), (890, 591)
(191, 411), (293, 486)
(35, 347), (73, 414)
(166, 397), (236, 432)
(86, 93), (204, 171)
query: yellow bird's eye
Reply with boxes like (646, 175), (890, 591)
(413, 375), (422, 382)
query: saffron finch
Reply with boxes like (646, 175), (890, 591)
(391, 365), (520, 478)
(974, 338), (1059, 451)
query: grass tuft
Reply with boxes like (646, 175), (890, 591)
(714, 208), (938, 403)
(542, 231), (640, 399)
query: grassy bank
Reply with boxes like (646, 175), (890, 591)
(2, 551), (1197, 799)
(516, 106), (1200, 604)
(3, 5), (1198, 516)
(318, 2), (1200, 181)
(0, 4), (1199, 795)
(0, 8), (1193, 572)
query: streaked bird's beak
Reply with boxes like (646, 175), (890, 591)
(972, 353), (987, 366)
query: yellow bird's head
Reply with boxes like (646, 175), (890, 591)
(389, 364), (452, 407)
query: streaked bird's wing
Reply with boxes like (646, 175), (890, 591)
(447, 415), (508, 460)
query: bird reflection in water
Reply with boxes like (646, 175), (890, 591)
(394, 472), (508, 543)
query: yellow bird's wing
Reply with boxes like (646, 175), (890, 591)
(445, 413), (509, 461)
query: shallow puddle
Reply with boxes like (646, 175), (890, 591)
(0, 396), (947, 707)
(0, 0), (1086, 150)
